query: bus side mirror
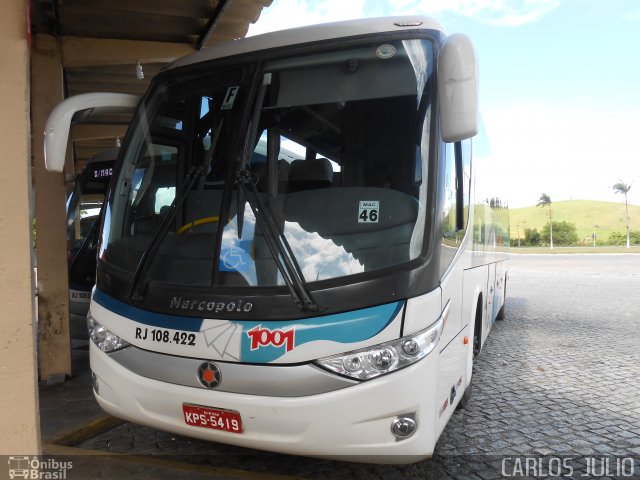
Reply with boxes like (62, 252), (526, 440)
(437, 34), (478, 143)
(44, 93), (140, 172)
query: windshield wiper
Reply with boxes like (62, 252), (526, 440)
(236, 170), (317, 313)
(125, 166), (200, 302)
(232, 72), (317, 313)
(126, 121), (224, 302)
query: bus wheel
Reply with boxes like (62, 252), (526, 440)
(457, 378), (472, 410)
(473, 296), (482, 358)
(496, 276), (507, 321)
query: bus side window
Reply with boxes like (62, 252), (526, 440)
(442, 139), (471, 238)
(442, 141), (459, 239)
(460, 138), (471, 229)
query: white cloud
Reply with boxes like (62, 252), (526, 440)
(623, 8), (640, 21)
(409, 0), (563, 26)
(249, 0), (565, 35)
(284, 222), (363, 280)
(248, 0), (367, 36)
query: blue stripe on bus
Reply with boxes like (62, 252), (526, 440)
(238, 301), (404, 363)
(92, 289), (204, 332)
(93, 289), (404, 362)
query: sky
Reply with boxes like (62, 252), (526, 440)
(247, 0), (640, 207)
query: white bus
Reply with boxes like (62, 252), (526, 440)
(44, 16), (508, 463)
(66, 148), (117, 338)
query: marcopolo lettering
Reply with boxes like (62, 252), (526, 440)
(169, 296), (253, 313)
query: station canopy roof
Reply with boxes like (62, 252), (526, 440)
(30, 0), (272, 167)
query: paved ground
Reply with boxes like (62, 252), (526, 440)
(38, 254), (640, 479)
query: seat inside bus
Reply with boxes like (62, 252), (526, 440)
(288, 157), (333, 192)
(284, 187), (418, 270)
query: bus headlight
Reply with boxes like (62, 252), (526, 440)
(315, 314), (444, 381)
(88, 312), (130, 353)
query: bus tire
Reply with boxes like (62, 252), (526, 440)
(496, 276), (507, 321)
(457, 378), (472, 410)
(473, 295), (483, 358)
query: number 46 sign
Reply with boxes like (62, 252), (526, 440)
(358, 200), (379, 223)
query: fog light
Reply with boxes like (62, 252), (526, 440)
(391, 416), (417, 438)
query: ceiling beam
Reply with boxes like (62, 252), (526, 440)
(197, 0), (233, 50)
(61, 36), (195, 68)
(59, 0), (216, 19)
(71, 124), (129, 141)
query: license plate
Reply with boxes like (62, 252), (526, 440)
(182, 403), (242, 433)
(70, 289), (91, 303)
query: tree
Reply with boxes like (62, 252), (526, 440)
(524, 228), (541, 246)
(536, 193), (553, 249)
(607, 231), (640, 246)
(541, 221), (578, 246)
(612, 180), (632, 248)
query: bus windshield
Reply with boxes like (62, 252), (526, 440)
(67, 156), (115, 279)
(100, 38), (433, 295)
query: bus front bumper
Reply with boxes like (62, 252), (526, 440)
(90, 343), (441, 463)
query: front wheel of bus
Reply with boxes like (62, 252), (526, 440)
(473, 296), (482, 358)
(457, 378), (473, 410)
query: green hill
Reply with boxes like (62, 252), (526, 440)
(509, 200), (640, 244)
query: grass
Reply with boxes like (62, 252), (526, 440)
(509, 200), (640, 244)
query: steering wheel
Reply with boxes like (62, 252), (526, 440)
(177, 216), (219, 235)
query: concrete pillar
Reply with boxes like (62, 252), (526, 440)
(0, 0), (41, 454)
(32, 34), (72, 381)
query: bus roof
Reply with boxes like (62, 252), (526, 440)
(168, 16), (444, 70)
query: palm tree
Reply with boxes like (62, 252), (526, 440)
(612, 180), (632, 248)
(536, 193), (553, 249)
